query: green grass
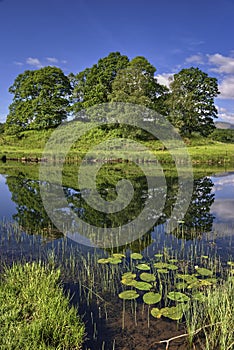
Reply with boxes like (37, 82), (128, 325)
(0, 261), (85, 350)
(0, 125), (234, 163)
(184, 275), (234, 350)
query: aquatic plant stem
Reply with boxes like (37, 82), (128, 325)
(149, 322), (222, 350)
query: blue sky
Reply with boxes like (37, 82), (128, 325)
(0, 0), (234, 123)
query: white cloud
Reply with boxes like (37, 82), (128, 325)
(46, 57), (59, 63)
(208, 53), (234, 74)
(185, 54), (204, 65)
(217, 106), (234, 124)
(155, 73), (173, 89)
(13, 61), (23, 66)
(26, 57), (42, 68)
(218, 76), (234, 99)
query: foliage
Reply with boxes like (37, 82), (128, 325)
(5, 66), (71, 134)
(166, 67), (219, 136)
(185, 277), (234, 350)
(0, 123), (4, 134)
(0, 262), (85, 350)
(70, 52), (129, 114)
(209, 128), (234, 143)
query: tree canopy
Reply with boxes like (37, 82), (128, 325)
(5, 66), (71, 134)
(3, 53), (220, 138)
(165, 67), (219, 136)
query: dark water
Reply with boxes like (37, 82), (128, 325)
(0, 162), (233, 350)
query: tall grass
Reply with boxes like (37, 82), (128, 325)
(185, 276), (234, 350)
(0, 261), (85, 350)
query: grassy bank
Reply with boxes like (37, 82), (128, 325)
(0, 125), (234, 164)
(185, 276), (234, 350)
(0, 261), (85, 350)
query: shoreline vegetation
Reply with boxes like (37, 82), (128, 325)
(0, 261), (85, 350)
(0, 126), (234, 164)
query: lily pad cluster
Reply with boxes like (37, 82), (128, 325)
(98, 251), (217, 321)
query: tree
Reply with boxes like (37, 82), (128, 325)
(166, 67), (219, 136)
(5, 66), (71, 134)
(109, 56), (167, 110)
(70, 52), (129, 115)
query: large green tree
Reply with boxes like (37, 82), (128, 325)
(70, 52), (129, 115)
(109, 56), (162, 107)
(5, 66), (71, 134)
(166, 67), (219, 136)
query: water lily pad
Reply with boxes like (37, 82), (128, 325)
(154, 253), (163, 258)
(154, 262), (178, 270)
(121, 278), (137, 286)
(192, 292), (206, 302)
(118, 290), (139, 300)
(130, 253), (143, 260)
(187, 279), (212, 289)
(97, 258), (110, 264)
(161, 306), (184, 320)
(175, 282), (187, 290)
(176, 274), (198, 283)
(206, 277), (217, 284)
(157, 269), (169, 274)
(167, 291), (190, 302)
(134, 281), (152, 291)
(195, 267), (213, 276)
(112, 253), (125, 258)
(108, 257), (122, 264)
(151, 307), (162, 318)
(136, 263), (150, 271)
(143, 292), (162, 305)
(140, 273), (156, 282)
(122, 272), (136, 279)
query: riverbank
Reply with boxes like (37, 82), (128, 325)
(0, 126), (234, 164)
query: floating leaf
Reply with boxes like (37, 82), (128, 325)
(175, 282), (187, 290)
(118, 290), (139, 300)
(154, 262), (178, 270)
(112, 253), (125, 258)
(130, 253), (143, 260)
(201, 255), (208, 259)
(97, 258), (110, 264)
(227, 261), (234, 267)
(122, 272), (136, 279)
(192, 292), (206, 302)
(167, 291), (190, 302)
(108, 257), (122, 264)
(136, 263), (150, 271)
(161, 306), (184, 320)
(176, 274), (198, 283)
(154, 253), (163, 258)
(121, 278), (136, 286)
(140, 273), (156, 282)
(206, 277), (217, 284)
(169, 259), (178, 263)
(151, 307), (162, 318)
(134, 281), (152, 291)
(157, 269), (169, 274)
(187, 279), (212, 289)
(195, 267), (213, 276)
(143, 292), (161, 305)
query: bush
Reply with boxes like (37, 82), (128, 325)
(0, 262), (85, 350)
(210, 129), (234, 143)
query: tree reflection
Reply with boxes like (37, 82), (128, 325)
(6, 169), (215, 244)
